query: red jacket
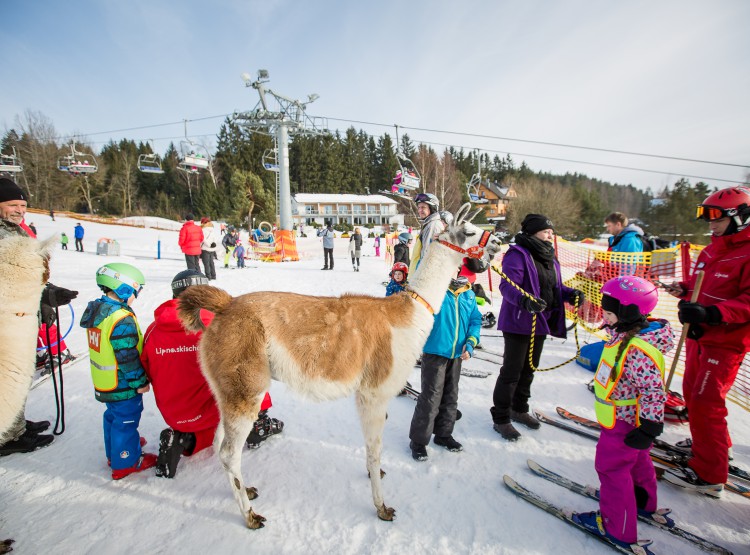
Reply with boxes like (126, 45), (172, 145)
(178, 221), (204, 256)
(679, 225), (750, 352)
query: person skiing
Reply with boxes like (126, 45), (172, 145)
(141, 269), (283, 478)
(573, 276), (674, 554)
(662, 185), (750, 496)
(79, 262), (157, 479)
(409, 275), (482, 461)
(385, 262), (408, 296)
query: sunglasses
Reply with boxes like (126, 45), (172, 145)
(695, 205), (728, 221)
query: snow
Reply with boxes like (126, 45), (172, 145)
(2, 212), (749, 555)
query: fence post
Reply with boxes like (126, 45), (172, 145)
(157, 240), (161, 260)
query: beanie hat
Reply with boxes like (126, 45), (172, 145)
(521, 214), (553, 235)
(200, 217), (210, 225)
(185, 213), (195, 221)
(0, 178), (28, 203)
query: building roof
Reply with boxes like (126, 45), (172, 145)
(293, 193), (398, 205)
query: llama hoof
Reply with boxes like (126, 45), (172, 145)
(246, 486), (259, 500)
(245, 509), (266, 529)
(377, 504), (395, 521)
(1, 539), (14, 554)
(367, 468), (386, 479)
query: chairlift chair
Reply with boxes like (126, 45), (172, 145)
(466, 174), (489, 204)
(138, 153), (164, 174)
(178, 139), (210, 173)
(262, 148), (279, 172)
(59, 142), (98, 175)
(0, 147), (23, 174)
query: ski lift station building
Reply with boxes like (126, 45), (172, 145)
(292, 193), (404, 228)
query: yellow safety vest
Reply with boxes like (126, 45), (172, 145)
(593, 336), (664, 429)
(86, 308), (143, 392)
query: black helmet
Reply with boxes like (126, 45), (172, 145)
(171, 269), (209, 297)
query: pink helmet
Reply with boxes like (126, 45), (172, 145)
(601, 276), (658, 316)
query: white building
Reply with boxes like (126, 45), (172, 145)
(292, 193), (404, 228)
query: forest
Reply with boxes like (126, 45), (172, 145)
(2, 109), (730, 242)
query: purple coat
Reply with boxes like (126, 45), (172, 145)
(496, 244), (575, 339)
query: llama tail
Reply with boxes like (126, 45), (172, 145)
(177, 285), (233, 332)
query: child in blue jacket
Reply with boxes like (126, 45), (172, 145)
(409, 275), (482, 461)
(80, 263), (156, 480)
(385, 262), (408, 296)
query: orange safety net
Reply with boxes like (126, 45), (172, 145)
(248, 230), (299, 262)
(472, 238), (748, 411)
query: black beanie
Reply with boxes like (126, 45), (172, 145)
(0, 178), (28, 203)
(521, 214), (553, 235)
(185, 213), (195, 221)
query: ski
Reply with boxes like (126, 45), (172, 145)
(460, 367), (490, 378)
(526, 459), (733, 554)
(555, 407), (750, 484)
(31, 352), (87, 390)
(503, 474), (656, 554)
(534, 409), (600, 441)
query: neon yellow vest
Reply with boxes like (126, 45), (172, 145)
(593, 337), (664, 429)
(86, 308), (143, 392)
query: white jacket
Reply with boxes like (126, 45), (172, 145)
(201, 225), (219, 252)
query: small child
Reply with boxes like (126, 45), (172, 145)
(408, 276), (481, 461)
(385, 262), (408, 296)
(80, 263), (156, 480)
(60, 232), (69, 250)
(233, 239), (246, 268)
(573, 276), (674, 554)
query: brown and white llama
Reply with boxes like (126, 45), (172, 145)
(0, 235), (55, 441)
(177, 203), (501, 528)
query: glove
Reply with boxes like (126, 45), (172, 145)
(225, 246), (230, 253)
(41, 283), (78, 308)
(520, 295), (547, 313)
(210, 242), (216, 248)
(570, 289), (585, 307)
(678, 302), (722, 325)
(624, 420), (663, 450)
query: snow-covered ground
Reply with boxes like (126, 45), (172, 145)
(2, 212), (749, 555)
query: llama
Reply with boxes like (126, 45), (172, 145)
(177, 203), (501, 528)
(0, 235), (55, 441)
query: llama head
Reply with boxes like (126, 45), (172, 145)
(439, 203), (502, 263)
(0, 234), (57, 303)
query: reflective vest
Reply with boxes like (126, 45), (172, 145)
(593, 337), (664, 429)
(86, 308), (143, 392)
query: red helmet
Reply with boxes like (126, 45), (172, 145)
(390, 262), (408, 281)
(697, 186), (750, 231)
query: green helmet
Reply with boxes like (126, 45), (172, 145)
(95, 263), (146, 300)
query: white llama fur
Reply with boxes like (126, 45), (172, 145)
(0, 235), (56, 442)
(176, 203), (501, 528)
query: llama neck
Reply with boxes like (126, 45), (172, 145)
(409, 242), (462, 313)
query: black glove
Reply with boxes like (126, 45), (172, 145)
(678, 302), (722, 325)
(41, 283), (78, 308)
(570, 289), (585, 307)
(225, 246), (230, 253)
(520, 295), (547, 313)
(210, 242), (216, 248)
(624, 420), (663, 450)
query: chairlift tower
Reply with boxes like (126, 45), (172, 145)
(234, 69), (328, 230)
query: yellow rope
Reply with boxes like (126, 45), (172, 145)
(490, 263), (583, 372)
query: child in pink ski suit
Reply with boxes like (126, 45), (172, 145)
(574, 276), (674, 553)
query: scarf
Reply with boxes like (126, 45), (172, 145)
(515, 233), (557, 309)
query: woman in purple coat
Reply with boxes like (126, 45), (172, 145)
(491, 214), (582, 441)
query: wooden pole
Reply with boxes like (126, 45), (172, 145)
(665, 270), (705, 390)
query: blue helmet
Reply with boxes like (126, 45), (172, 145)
(398, 232), (412, 244)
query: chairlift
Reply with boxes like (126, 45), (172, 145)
(0, 147), (23, 174)
(262, 148), (279, 172)
(466, 152), (488, 204)
(390, 124), (421, 195)
(59, 141), (98, 175)
(177, 120), (211, 174)
(138, 153), (164, 174)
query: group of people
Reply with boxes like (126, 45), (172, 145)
(79, 264), (283, 479)
(178, 213), (222, 279)
(59, 223), (84, 251)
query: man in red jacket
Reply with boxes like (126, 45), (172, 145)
(662, 186), (750, 497)
(178, 213), (204, 272)
(141, 269), (283, 478)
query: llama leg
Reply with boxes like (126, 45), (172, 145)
(219, 414), (265, 528)
(356, 392), (394, 521)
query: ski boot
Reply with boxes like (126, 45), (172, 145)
(246, 411), (284, 448)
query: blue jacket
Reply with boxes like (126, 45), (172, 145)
(423, 285), (482, 359)
(317, 227), (335, 249)
(608, 223), (644, 253)
(496, 244), (575, 338)
(74, 224), (84, 239)
(385, 279), (405, 297)
(79, 296), (148, 403)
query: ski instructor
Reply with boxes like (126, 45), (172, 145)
(0, 177), (78, 456)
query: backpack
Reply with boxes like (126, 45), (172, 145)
(640, 235), (654, 252)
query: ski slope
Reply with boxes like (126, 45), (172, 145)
(2, 212), (749, 555)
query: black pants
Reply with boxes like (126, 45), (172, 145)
(185, 254), (200, 271)
(75, 238), (83, 251)
(409, 353), (462, 445)
(490, 332), (546, 424)
(323, 247), (334, 269)
(200, 250), (216, 280)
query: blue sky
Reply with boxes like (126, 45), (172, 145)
(2, 0), (749, 192)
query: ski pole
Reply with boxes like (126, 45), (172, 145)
(665, 270), (704, 390)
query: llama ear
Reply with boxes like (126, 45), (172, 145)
(38, 235), (58, 258)
(465, 206), (482, 223)
(453, 203), (471, 226)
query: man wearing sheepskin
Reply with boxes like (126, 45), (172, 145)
(0, 178), (77, 456)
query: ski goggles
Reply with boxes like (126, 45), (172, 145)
(696, 205), (729, 221)
(413, 193), (434, 204)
